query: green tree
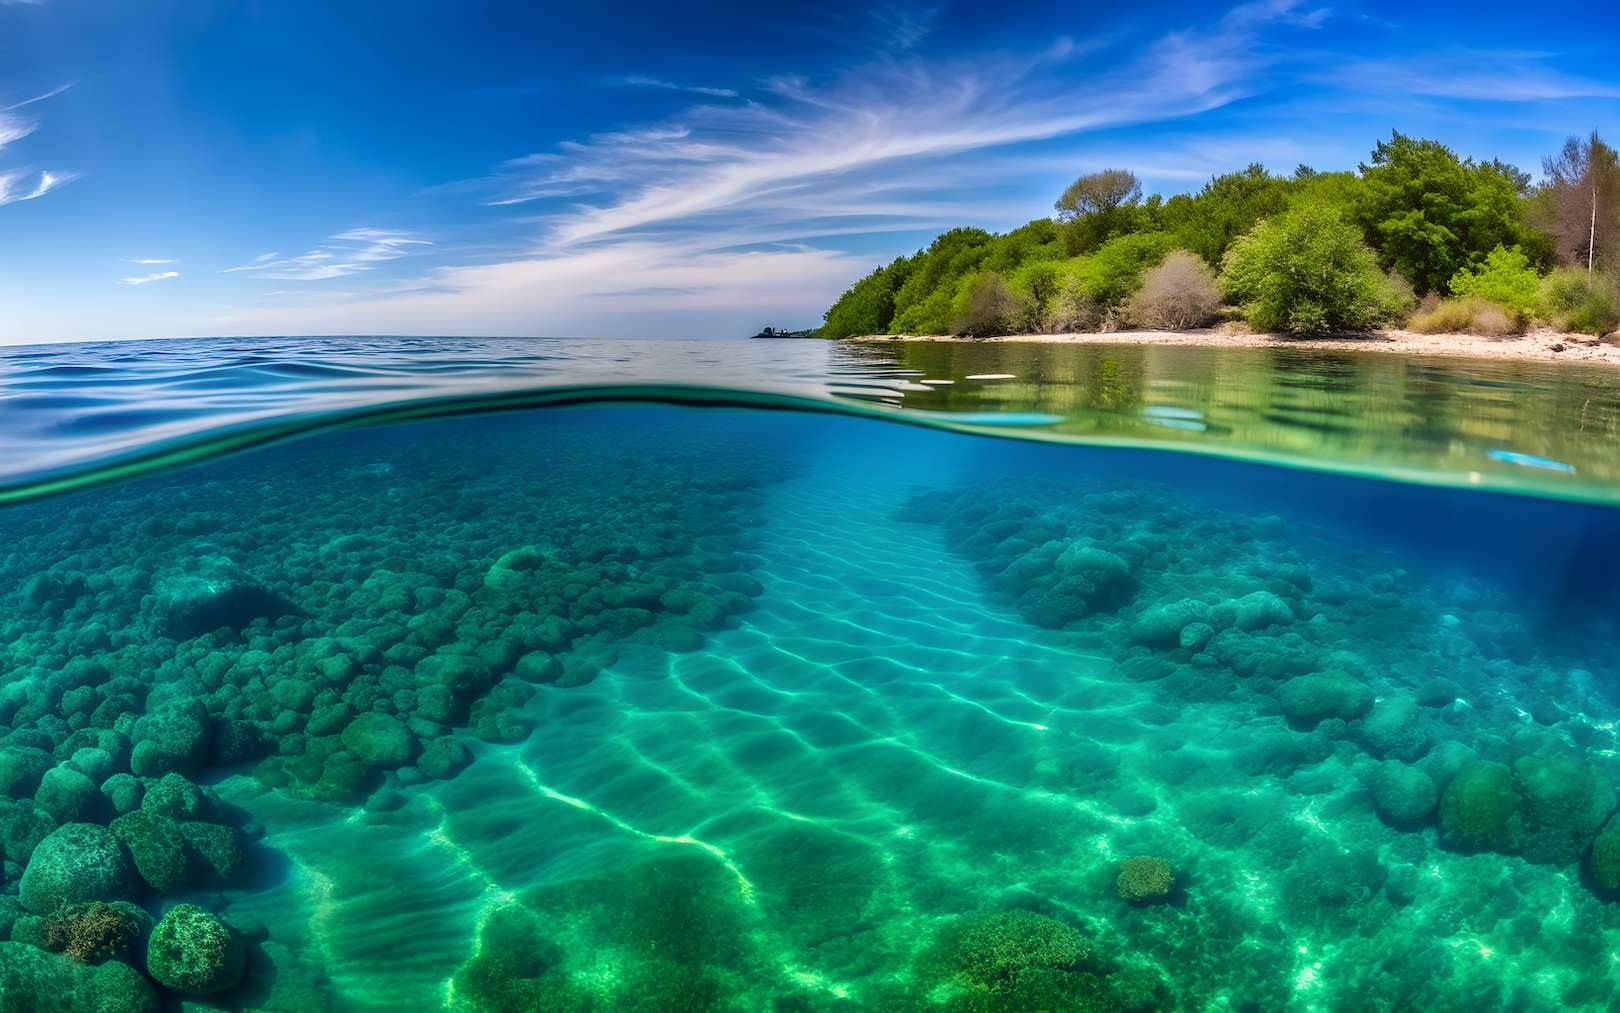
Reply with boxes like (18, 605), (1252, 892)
(1160, 164), (1291, 266)
(1221, 200), (1403, 334)
(1054, 169), (1143, 254)
(1354, 132), (1533, 293)
(820, 255), (913, 337)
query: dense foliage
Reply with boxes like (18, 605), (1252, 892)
(822, 130), (1620, 338)
(1220, 200), (1406, 334)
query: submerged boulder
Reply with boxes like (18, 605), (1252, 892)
(1370, 761), (1439, 825)
(1115, 856), (1175, 904)
(0, 941), (158, 1013)
(146, 903), (246, 995)
(1512, 753), (1615, 865)
(19, 822), (135, 914)
(1438, 760), (1522, 853)
(340, 712), (418, 768)
(1359, 695), (1429, 761)
(151, 554), (296, 639)
(1275, 674), (1373, 728)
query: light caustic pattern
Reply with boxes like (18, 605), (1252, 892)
(213, 464), (1615, 1011)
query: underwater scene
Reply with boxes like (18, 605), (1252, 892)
(2, 338), (1620, 1012)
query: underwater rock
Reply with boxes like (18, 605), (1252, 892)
(0, 746), (53, 799)
(150, 555), (296, 639)
(0, 941), (158, 1012)
(100, 774), (144, 815)
(1586, 812), (1620, 896)
(1130, 600), (1209, 647)
(339, 712), (418, 767)
(1511, 753), (1615, 865)
(1114, 855), (1175, 904)
(141, 772), (211, 820)
(1438, 760), (1523, 853)
(416, 737), (471, 780)
(129, 702), (213, 778)
(34, 766), (98, 824)
(0, 799), (54, 864)
(110, 810), (192, 892)
(1219, 590), (1295, 632)
(1370, 761), (1439, 825)
(1275, 674), (1373, 728)
(1358, 695), (1429, 761)
(1178, 622), (1214, 652)
(1017, 542), (1138, 628)
(19, 822), (135, 914)
(177, 822), (247, 885)
(146, 903), (246, 995)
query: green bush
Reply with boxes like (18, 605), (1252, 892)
(1447, 245), (1541, 321)
(1220, 201), (1403, 334)
(1540, 268), (1620, 335)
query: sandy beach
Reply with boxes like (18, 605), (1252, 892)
(851, 328), (1620, 365)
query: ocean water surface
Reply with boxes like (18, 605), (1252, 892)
(1, 336), (1619, 1012)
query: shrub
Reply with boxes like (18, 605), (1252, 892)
(1407, 296), (1520, 336)
(1220, 200), (1402, 334)
(1447, 245), (1541, 322)
(1127, 251), (1221, 328)
(1540, 268), (1620, 335)
(951, 272), (1029, 338)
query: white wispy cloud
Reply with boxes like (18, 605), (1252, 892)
(0, 82), (74, 208)
(0, 168), (72, 206)
(120, 271), (180, 286)
(619, 76), (739, 99)
(220, 229), (431, 280)
(126, 257), (176, 265)
(1331, 51), (1620, 101)
(871, 3), (940, 51)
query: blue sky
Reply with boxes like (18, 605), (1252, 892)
(1, 0), (1617, 344)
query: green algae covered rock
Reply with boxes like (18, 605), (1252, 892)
(0, 747), (53, 800)
(146, 903), (246, 995)
(1275, 674), (1373, 728)
(110, 809), (192, 892)
(0, 941), (158, 1013)
(340, 712), (418, 767)
(1586, 812), (1620, 895)
(1370, 760), (1439, 825)
(19, 822), (135, 914)
(178, 822), (247, 885)
(1224, 589), (1295, 632)
(1129, 600), (1208, 647)
(39, 900), (151, 963)
(1511, 753), (1616, 865)
(100, 774), (144, 816)
(1358, 694), (1428, 761)
(1114, 856), (1174, 904)
(140, 772), (210, 820)
(0, 799), (54, 864)
(129, 703), (212, 778)
(1438, 760), (1522, 853)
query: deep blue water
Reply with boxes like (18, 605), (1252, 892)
(1, 337), (1619, 1011)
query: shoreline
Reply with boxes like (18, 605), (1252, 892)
(847, 328), (1620, 365)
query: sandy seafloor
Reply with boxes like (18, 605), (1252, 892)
(3, 402), (1620, 1011)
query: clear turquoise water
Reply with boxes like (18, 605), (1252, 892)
(1, 337), (1620, 1011)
